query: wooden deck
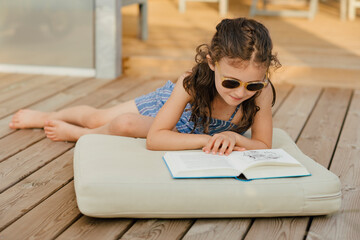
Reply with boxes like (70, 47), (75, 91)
(1, 0), (360, 239)
(0, 72), (359, 240)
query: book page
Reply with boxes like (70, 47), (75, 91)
(164, 152), (234, 172)
(229, 149), (301, 172)
(178, 154), (233, 170)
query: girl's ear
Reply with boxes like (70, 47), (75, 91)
(206, 54), (215, 71)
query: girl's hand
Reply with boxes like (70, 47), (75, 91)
(202, 131), (246, 156)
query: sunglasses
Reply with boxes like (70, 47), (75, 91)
(215, 62), (269, 91)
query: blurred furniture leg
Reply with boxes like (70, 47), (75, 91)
(179, 0), (186, 12)
(349, 0), (360, 19)
(250, 0), (319, 19)
(122, 0), (148, 40)
(95, 0), (122, 79)
(219, 0), (228, 16)
(340, 0), (347, 20)
(179, 0), (228, 16)
(95, 0), (148, 79)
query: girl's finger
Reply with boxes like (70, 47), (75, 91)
(225, 140), (235, 155)
(219, 139), (230, 155)
(233, 146), (246, 151)
(203, 136), (216, 153)
(211, 137), (223, 154)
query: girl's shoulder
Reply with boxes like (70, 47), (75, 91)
(174, 71), (192, 92)
(255, 83), (274, 108)
(172, 71), (192, 102)
(177, 71), (192, 84)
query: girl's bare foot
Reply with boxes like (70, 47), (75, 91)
(44, 120), (90, 142)
(9, 109), (52, 129)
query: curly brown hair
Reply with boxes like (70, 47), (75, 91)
(183, 18), (281, 134)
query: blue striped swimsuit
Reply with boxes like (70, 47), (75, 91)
(135, 80), (241, 135)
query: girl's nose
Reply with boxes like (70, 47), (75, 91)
(235, 85), (246, 97)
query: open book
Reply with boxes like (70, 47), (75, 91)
(163, 149), (311, 181)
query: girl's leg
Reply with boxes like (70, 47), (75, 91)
(9, 100), (139, 129)
(79, 100), (141, 129)
(44, 113), (154, 142)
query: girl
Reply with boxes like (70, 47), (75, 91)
(9, 18), (280, 155)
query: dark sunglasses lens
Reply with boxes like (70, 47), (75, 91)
(246, 83), (264, 91)
(222, 80), (240, 89)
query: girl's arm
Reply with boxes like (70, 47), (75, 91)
(247, 83), (274, 149)
(146, 75), (211, 150)
(203, 85), (273, 155)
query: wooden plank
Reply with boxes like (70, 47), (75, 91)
(0, 77), (112, 138)
(102, 79), (167, 108)
(182, 219), (252, 240)
(307, 89), (360, 239)
(119, 219), (194, 240)
(0, 74), (59, 103)
(273, 86), (322, 141)
(296, 88), (352, 168)
(0, 182), (80, 240)
(306, 191), (360, 240)
(329, 90), (360, 184)
(56, 217), (134, 240)
(0, 72), (11, 79)
(63, 78), (139, 108)
(0, 73), (35, 89)
(23, 77), (113, 112)
(115, 79), (168, 101)
(0, 138), (73, 193)
(272, 83), (293, 114)
(0, 76), (84, 118)
(288, 88), (351, 238)
(248, 217), (310, 240)
(0, 129), (45, 161)
(0, 150), (75, 232)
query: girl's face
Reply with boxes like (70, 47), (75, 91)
(211, 57), (267, 106)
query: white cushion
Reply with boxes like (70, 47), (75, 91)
(73, 128), (341, 218)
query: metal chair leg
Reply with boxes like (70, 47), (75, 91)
(139, 1), (148, 40)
